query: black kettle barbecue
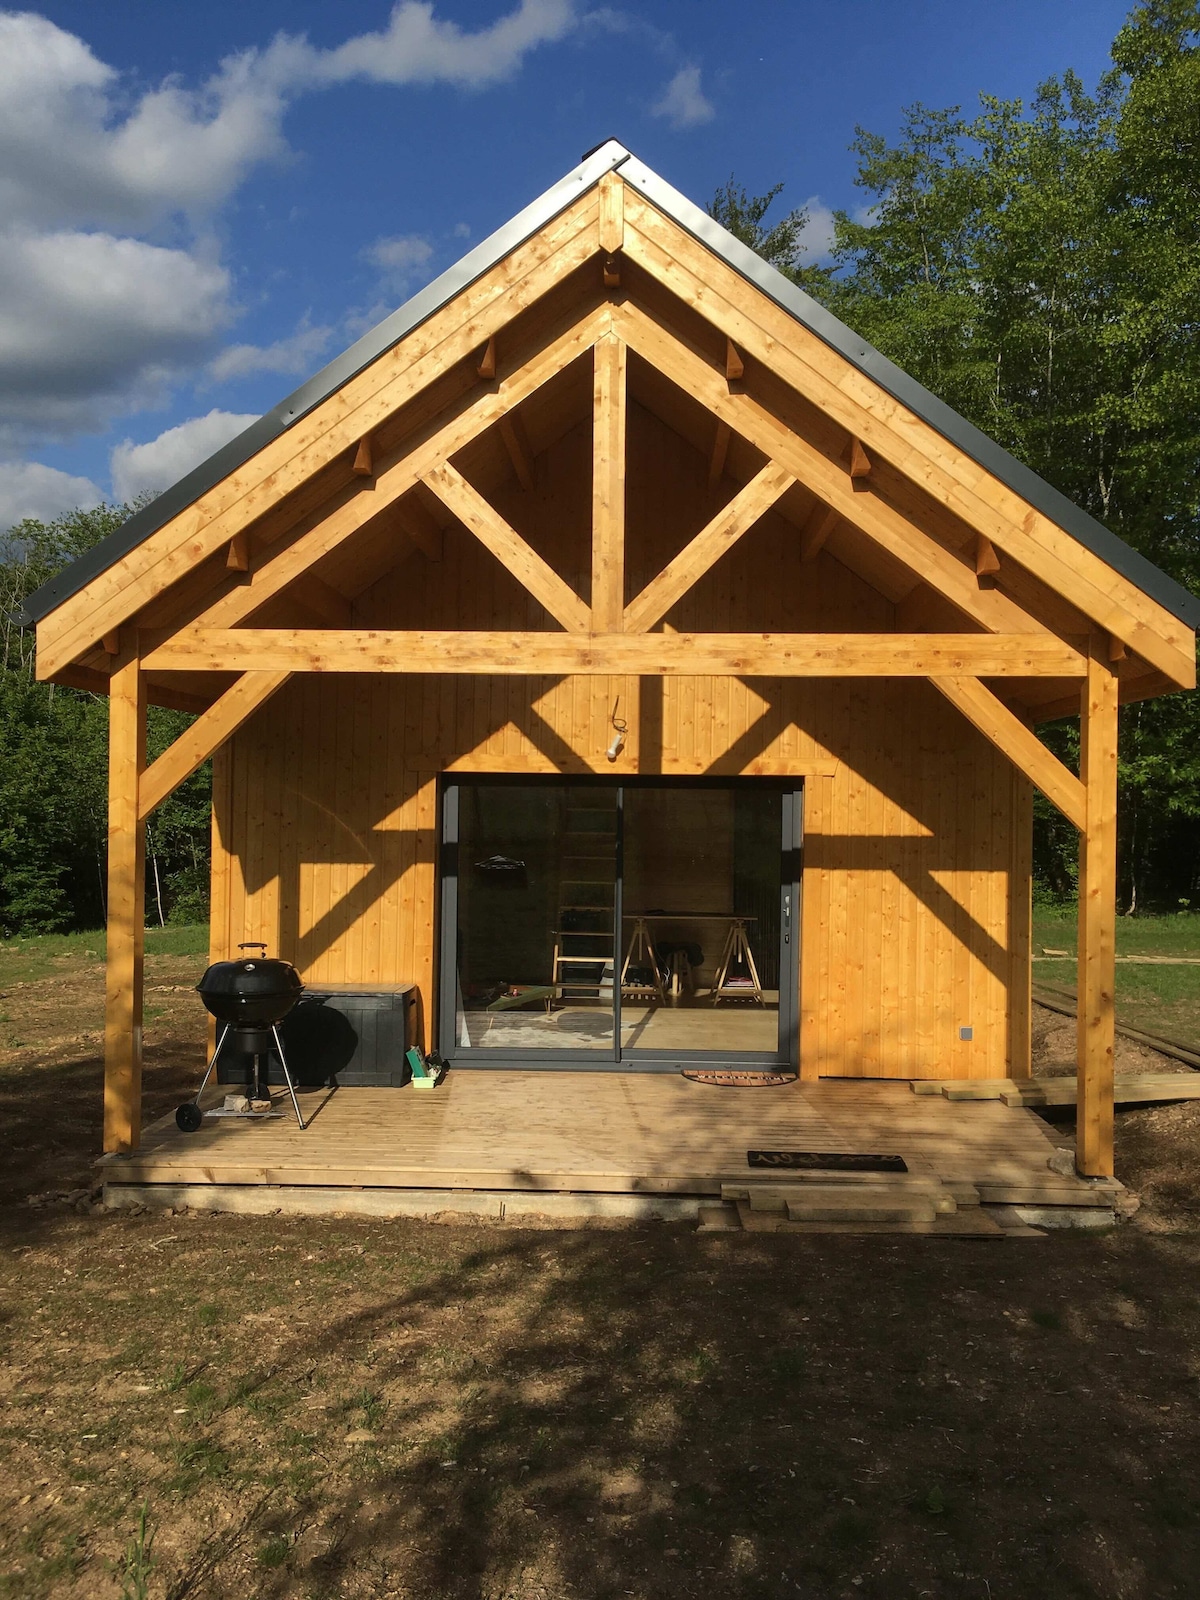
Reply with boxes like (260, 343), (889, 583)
(176, 943), (306, 1132)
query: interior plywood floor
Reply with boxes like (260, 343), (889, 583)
(103, 1072), (1100, 1202)
(461, 1000), (781, 1053)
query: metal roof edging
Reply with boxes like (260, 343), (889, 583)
(616, 152), (1200, 632)
(22, 137), (1200, 637)
(18, 141), (632, 626)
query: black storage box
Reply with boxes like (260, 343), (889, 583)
(216, 984), (418, 1088)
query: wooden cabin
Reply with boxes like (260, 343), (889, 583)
(23, 141), (1200, 1185)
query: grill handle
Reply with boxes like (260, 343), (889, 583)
(238, 942), (269, 954)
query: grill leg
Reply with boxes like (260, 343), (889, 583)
(194, 1026), (229, 1105)
(271, 1024), (306, 1130)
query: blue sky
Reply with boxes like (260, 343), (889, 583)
(0, 0), (1133, 529)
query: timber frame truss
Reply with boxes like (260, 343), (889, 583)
(36, 165), (1194, 1178)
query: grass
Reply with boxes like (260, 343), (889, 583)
(1032, 908), (1200, 1045)
(0, 923), (209, 986)
(6, 1202), (1200, 1599)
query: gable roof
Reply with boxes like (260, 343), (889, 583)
(20, 138), (1200, 632)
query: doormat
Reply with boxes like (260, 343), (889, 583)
(747, 1150), (909, 1172)
(681, 1070), (797, 1087)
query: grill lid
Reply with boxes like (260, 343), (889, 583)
(196, 955), (303, 1001)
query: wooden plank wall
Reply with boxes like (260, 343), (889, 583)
(211, 403), (1025, 1080)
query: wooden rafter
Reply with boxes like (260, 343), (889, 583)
(591, 332), (627, 633)
(930, 675), (1086, 830)
(423, 460), (590, 633)
(613, 301), (1048, 639)
(624, 461), (796, 633)
(184, 308), (609, 632)
(498, 412), (535, 491)
(707, 420), (730, 493)
(139, 671), (291, 821)
(393, 493), (445, 561)
(620, 192), (1195, 685)
(36, 188), (604, 679)
(800, 504), (839, 564)
(143, 629), (1086, 677)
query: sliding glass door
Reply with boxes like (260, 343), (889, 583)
(440, 778), (800, 1068)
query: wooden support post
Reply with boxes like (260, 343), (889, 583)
(103, 642), (147, 1153)
(1008, 769), (1034, 1081)
(598, 171), (624, 254)
(1077, 636), (1118, 1176)
(591, 332), (627, 633)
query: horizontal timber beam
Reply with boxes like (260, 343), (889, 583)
(138, 670), (292, 821)
(930, 674), (1087, 830)
(142, 630), (1087, 678)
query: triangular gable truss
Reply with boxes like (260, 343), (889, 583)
(35, 154), (1195, 853)
(45, 145), (1180, 1174)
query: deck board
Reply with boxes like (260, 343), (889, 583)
(101, 1072), (1108, 1203)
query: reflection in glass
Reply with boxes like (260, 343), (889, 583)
(620, 787), (781, 1054)
(454, 785), (617, 1050)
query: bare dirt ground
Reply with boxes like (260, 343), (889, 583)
(3, 952), (1200, 1598)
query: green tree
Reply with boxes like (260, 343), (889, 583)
(0, 505), (212, 933)
(717, 0), (1200, 908)
(708, 178), (833, 295)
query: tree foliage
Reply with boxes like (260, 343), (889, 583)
(0, 506), (211, 934)
(717, 0), (1200, 909)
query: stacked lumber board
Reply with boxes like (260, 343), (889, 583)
(707, 1175), (1013, 1236)
(911, 1075), (1200, 1108)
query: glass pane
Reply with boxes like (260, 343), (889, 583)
(454, 784), (617, 1051)
(621, 787), (781, 1055)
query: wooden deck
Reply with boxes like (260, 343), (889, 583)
(101, 1073), (1119, 1215)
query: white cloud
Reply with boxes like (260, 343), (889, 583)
(798, 197), (837, 261)
(0, 3), (580, 451)
(0, 227), (231, 439)
(650, 65), (714, 130)
(363, 233), (436, 294)
(110, 410), (258, 503)
(297, 0), (576, 89)
(0, 460), (102, 531)
(207, 316), (334, 383)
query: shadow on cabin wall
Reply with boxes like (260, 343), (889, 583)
(217, 674), (1019, 1072)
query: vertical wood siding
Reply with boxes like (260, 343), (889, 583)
(211, 404), (1028, 1079)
